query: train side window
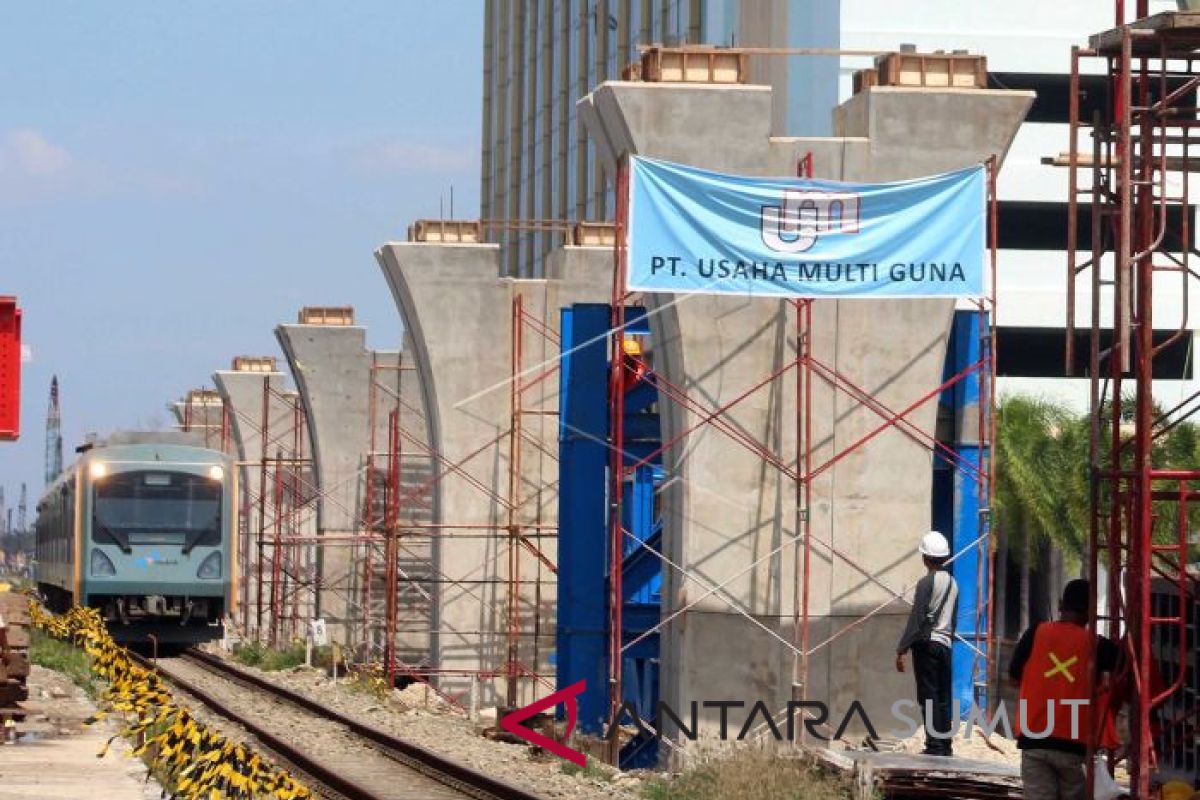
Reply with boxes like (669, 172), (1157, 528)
(65, 482), (74, 544)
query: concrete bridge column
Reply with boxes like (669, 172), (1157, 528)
(275, 312), (397, 648)
(373, 241), (611, 704)
(579, 79), (1032, 736)
(213, 361), (317, 640)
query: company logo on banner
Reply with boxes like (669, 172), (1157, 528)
(761, 189), (861, 253)
(627, 156), (986, 298)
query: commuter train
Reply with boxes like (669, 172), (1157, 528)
(35, 432), (236, 644)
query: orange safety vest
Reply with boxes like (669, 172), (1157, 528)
(1017, 621), (1094, 743)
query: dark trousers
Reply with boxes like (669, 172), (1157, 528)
(912, 640), (953, 755)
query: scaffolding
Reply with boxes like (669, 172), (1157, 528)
(227, 377), (318, 645)
(246, 164), (998, 749)
(505, 293), (561, 706)
(177, 388), (228, 451)
(604, 153), (1000, 758)
(1066, 5), (1200, 794)
(359, 354), (440, 685)
(299, 299), (561, 707)
(201, 299), (568, 714)
(217, 347), (433, 662)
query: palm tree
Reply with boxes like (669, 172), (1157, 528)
(994, 393), (1200, 631)
(995, 395), (1089, 630)
(995, 396), (1086, 542)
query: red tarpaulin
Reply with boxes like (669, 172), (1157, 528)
(0, 296), (21, 441)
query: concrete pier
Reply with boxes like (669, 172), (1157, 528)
(578, 79), (1032, 737)
(373, 240), (611, 703)
(212, 359), (316, 639)
(275, 310), (399, 647)
(170, 388), (225, 449)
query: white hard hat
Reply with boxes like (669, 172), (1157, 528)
(919, 530), (950, 558)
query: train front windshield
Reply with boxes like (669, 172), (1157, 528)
(93, 470), (222, 553)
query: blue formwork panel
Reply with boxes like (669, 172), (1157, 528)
(556, 304), (613, 735)
(556, 303), (664, 768)
(940, 310), (991, 716)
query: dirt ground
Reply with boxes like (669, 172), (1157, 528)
(0, 665), (161, 800)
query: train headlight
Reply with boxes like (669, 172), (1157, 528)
(90, 548), (116, 577)
(207, 465), (225, 482)
(197, 551), (222, 579)
(89, 462), (107, 480)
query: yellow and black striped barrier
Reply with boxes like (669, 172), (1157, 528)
(29, 601), (312, 800)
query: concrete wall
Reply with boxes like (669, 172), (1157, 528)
(373, 241), (611, 704)
(736, 0), (791, 136)
(578, 80), (1031, 740)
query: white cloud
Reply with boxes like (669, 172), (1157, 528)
(0, 127), (200, 208)
(350, 139), (475, 175)
(0, 129), (72, 177)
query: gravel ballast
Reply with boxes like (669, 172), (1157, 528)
(197, 650), (646, 799)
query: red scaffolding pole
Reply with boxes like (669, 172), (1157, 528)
(343, 321), (559, 706)
(223, 374), (318, 645)
(1066, 7), (1200, 795)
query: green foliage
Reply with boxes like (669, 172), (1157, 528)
(560, 756), (616, 782)
(995, 396), (1088, 560)
(994, 393), (1200, 563)
(30, 627), (98, 698)
(231, 640), (329, 672)
(639, 750), (850, 800)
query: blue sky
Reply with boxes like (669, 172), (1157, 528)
(0, 3), (482, 515)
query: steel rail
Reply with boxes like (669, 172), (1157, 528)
(139, 648), (548, 800)
(128, 650), (370, 800)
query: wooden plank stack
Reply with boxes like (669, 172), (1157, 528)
(0, 591), (30, 718)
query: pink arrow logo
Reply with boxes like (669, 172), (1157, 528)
(500, 679), (588, 766)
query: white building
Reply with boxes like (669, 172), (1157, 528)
(823, 0), (1194, 410)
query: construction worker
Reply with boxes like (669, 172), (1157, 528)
(895, 530), (959, 756)
(1009, 579), (1119, 800)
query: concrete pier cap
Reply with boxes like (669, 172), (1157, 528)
(212, 360), (292, 484)
(373, 235), (612, 703)
(169, 388), (225, 450)
(578, 79), (1032, 742)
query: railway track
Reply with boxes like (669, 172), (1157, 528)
(138, 649), (548, 800)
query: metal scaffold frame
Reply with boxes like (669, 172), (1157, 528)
(505, 293), (561, 706)
(1066, 3), (1200, 793)
(360, 357), (402, 679)
(242, 165), (999, 742)
(181, 385), (317, 644)
(604, 154), (1000, 754)
(322, 298), (563, 708)
(179, 389), (228, 451)
(230, 379), (317, 645)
